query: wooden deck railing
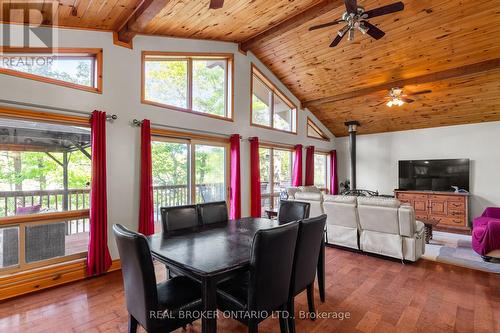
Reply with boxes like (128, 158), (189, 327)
(0, 183), (226, 232)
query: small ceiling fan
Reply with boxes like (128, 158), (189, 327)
(385, 88), (432, 107)
(309, 0), (404, 47)
(209, 0), (224, 9)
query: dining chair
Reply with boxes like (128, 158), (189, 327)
(160, 204), (199, 233)
(278, 200), (310, 224)
(197, 201), (228, 225)
(287, 215), (327, 333)
(113, 224), (202, 333)
(216, 221), (300, 333)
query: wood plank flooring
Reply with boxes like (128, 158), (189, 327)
(1, 247), (499, 333)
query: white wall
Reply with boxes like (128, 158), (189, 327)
(336, 121), (500, 219)
(0, 25), (335, 259)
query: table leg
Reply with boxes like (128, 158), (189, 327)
(317, 237), (326, 302)
(425, 225), (433, 244)
(201, 277), (217, 333)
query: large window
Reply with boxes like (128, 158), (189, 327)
(143, 52), (233, 120)
(259, 146), (292, 216)
(314, 153), (329, 191)
(0, 48), (102, 93)
(151, 135), (228, 231)
(251, 65), (297, 133)
(0, 113), (91, 274)
(307, 117), (329, 141)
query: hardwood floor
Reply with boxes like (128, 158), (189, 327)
(1, 247), (499, 333)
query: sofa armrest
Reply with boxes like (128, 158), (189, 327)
(398, 205), (416, 237)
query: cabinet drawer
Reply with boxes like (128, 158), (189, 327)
(448, 209), (465, 217)
(448, 201), (465, 210)
(415, 213), (428, 221)
(438, 217), (466, 227)
(396, 193), (412, 200)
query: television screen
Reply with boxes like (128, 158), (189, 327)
(398, 159), (469, 192)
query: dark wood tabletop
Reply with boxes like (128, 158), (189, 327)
(146, 217), (325, 333)
(147, 217), (279, 276)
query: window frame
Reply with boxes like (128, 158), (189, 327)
(313, 151), (329, 192)
(0, 47), (103, 93)
(258, 143), (293, 214)
(307, 117), (330, 141)
(142, 51), (234, 122)
(250, 64), (298, 134)
(0, 107), (91, 275)
(151, 129), (230, 223)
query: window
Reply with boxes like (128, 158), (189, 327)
(307, 117), (329, 141)
(251, 65), (297, 133)
(314, 153), (329, 191)
(151, 135), (229, 231)
(0, 112), (91, 274)
(259, 146), (292, 216)
(0, 48), (102, 93)
(143, 52), (233, 120)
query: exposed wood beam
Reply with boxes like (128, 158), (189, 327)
(115, 0), (170, 46)
(304, 58), (500, 107)
(239, 0), (344, 53)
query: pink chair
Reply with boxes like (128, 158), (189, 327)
(472, 207), (500, 261)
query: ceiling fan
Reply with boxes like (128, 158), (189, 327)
(209, 0), (224, 9)
(385, 88), (432, 107)
(309, 0), (404, 47)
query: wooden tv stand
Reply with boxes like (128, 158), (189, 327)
(394, 190), (470, 233)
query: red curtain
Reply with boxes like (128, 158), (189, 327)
(330, 150), (339, 195)
(249, 137), (261, 218)
(292, 144), (303, 186)
(139, 120), (154, 236)
(229, 134), (241, 220)
(305, 146), (315, 186)
(87, 111), (112, 276)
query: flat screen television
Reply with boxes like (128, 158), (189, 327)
(398, 159), (470, 192)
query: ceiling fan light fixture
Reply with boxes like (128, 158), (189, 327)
(387, 98), (404, 107)
(358, 23), (369, 34)
(348, 28), (355, 41)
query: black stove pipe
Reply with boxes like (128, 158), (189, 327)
(345, 121), (360, 191)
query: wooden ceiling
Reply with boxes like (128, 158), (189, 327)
(1, 0), (499, 136)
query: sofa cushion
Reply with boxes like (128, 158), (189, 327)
(295, 192), (322, 201)
(357, 196), (401, 208)
(298, 186), (322, 194)
(286, 187), (301, 199)
(323, 195), (357, 205)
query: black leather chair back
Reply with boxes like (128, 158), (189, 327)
(161, 205), (199, 233)
(197, 201), (228, 225)
(248, 222), (299, 313)
(113, 224), (158, 330)
(290, 215), (327, 296)
(278, 200), (310, 224)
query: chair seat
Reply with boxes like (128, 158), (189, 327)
(157, 276), (202, 314)
(216, 272), (249, 311)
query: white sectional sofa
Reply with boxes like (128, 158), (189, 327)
(287, 187), (425, 262)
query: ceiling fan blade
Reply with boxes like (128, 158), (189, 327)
(309, 20), (344, 31)
(330, 34), (344, 47)
(364, 2), (404, 19)
(402, 98), (415, 103)
(209, 0), (224, 9)
(344, 0), (358, 15)
(407, 89), (432, 96)
(362, 21), (386, 40)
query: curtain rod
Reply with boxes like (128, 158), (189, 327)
(132, 119), (233, 138)
(131, 119), (316, 147)
(0, 99), (118, 121)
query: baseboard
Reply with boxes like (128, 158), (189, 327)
(0, 258), (121, 301)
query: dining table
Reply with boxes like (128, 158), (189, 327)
(146, 217), (326, 333)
